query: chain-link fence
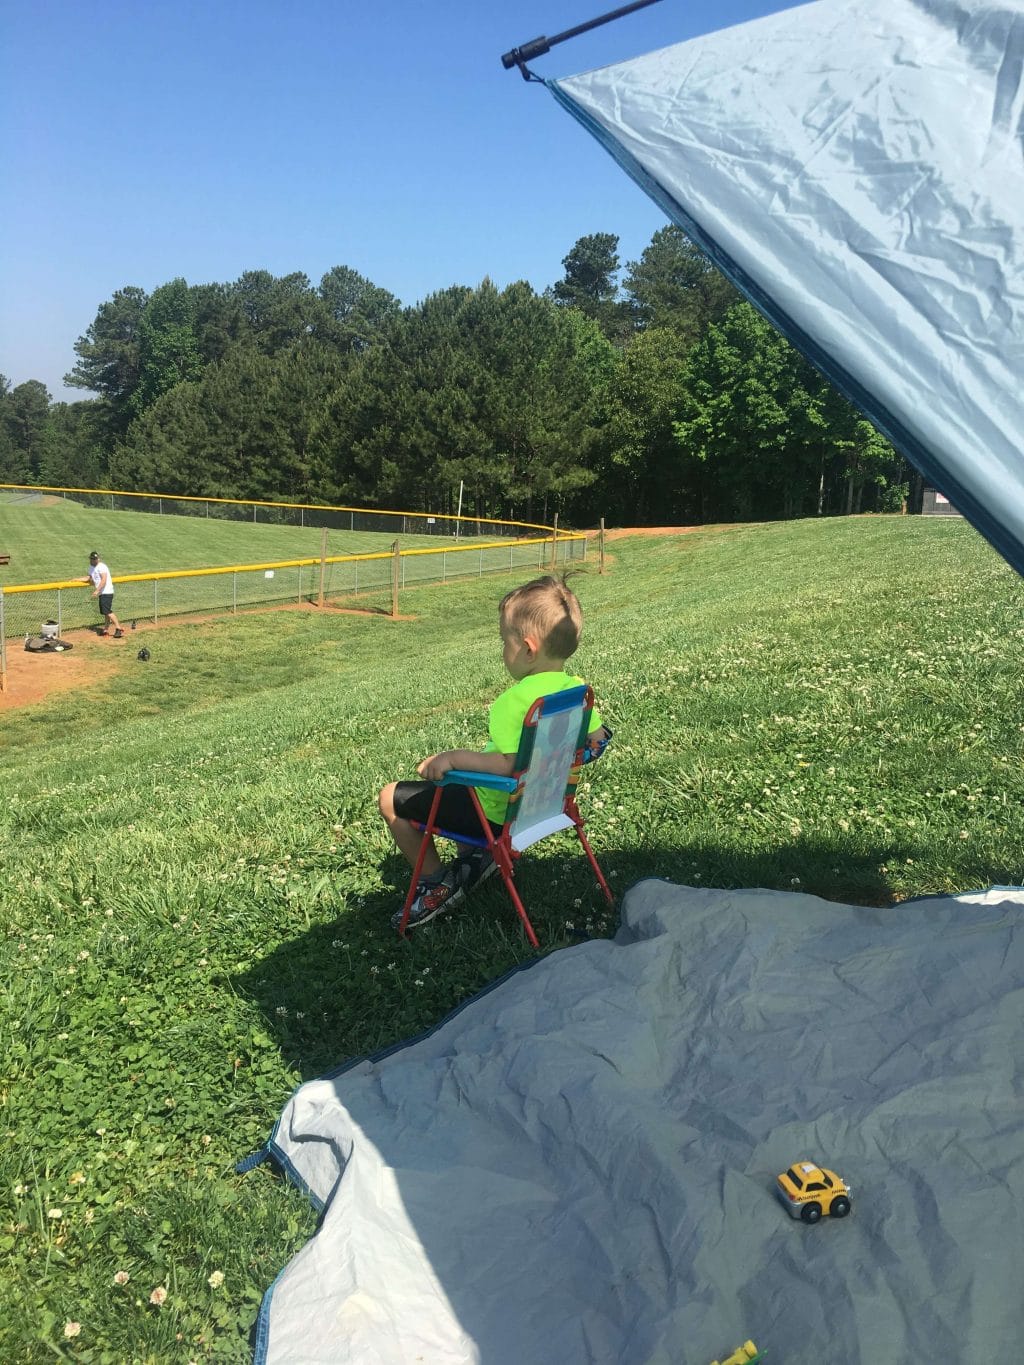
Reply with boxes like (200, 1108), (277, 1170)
(1, 534), (589, 690)
(0, 483), (551, 540)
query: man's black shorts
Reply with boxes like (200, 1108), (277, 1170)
(98, 593), (114, 616)
(393, 780), (503, 840)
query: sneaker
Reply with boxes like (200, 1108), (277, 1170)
(391, 865), (465, 931)
(455, 847), (498, 892)
(113, 628), (124, 638)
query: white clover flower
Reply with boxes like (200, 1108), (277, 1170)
(47, 1208), (64, 1219)
(114, 1270), (130, 1285)
(149, 1286), (167, 1306)
(207, 1269), (225, 1289)
(63, 1322), (81, 1338)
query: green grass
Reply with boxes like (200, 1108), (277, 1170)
(0, 497), (509, 587)
(0, 498), (568, 638)
(2, 514), (1022, 1359)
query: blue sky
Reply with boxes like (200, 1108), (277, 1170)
(1, 0), (796, 399)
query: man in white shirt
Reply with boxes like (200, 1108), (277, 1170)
(82, 550), (126, 638)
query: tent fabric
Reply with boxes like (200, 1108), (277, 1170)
(253, 881), (1024, 1362)
(548, 0), (1024, 577)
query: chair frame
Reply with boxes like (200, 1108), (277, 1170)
(396, 684), (613, 946)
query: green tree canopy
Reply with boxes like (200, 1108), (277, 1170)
(623, 225), (737, 340)
(549, 233), (626, 340)
(65, 286), (148, 430)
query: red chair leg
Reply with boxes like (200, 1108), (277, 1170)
(397, 787), (444, 938)
(567, 799), (614, 905)
(467, 790), (540, 949)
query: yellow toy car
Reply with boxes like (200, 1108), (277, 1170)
(709, 1341), (763, 1365)
(776, 1160), (852, 1223)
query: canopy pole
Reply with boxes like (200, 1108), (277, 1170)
(501, 0), (664, 80)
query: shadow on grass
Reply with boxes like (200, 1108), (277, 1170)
(233, 832), (943, 1084)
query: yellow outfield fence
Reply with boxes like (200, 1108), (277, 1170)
(0, 533), (591, 692)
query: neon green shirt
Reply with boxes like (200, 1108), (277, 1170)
(476, 671), (602, 825)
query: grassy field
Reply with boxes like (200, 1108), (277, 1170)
(0, 497), (513, 586)
(0, 499), (566, 637)
(2, 514), (1022, 1360)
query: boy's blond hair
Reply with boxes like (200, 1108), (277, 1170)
(499, 574), (583, 660)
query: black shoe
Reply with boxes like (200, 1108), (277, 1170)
(391, 864), (467, 931)
(455, 847), (498, 892)
(113, 628), (124, 639)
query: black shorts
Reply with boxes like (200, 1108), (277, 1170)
(393, 780), (503, 840)
(98, 594), (114, 616)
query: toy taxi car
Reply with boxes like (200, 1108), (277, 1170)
(776, 1160), (852, 1223)
(709, 1340), (764, 1365)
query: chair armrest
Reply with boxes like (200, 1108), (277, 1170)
(439, 769), (518, 794)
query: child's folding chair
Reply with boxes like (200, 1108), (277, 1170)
(396, 684), (613, 947)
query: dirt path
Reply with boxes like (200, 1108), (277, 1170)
(1, 633), (122, 710)
(0, 601), (402, 711)
(599, 524), (742, 541)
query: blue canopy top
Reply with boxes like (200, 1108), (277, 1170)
(550, 0), (1024, 575)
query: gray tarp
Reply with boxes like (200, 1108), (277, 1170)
(549, 0), (1024, 577)
(254, 882), (1024, 1362)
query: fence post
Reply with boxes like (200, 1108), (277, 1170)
(153, 579), (159, 623)
(550, 514), (559, 567)
(391, 540), (400, 618)
(232, 573), (237, 614)
(57, 588), (62, 637)
(0, 590), (6, 693)
(318, 528), (327, 608)
(599, 517), (606, 575)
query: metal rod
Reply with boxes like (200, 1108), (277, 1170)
(501, 0), (663, 75)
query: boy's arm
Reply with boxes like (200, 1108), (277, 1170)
(417, 749), (515, 782)
(584, 725), (612, 762)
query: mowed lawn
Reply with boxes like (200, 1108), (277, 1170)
(0, 497), (506, 588)
(0, 497), (556, 637)
(2, 514), (1022, 1360)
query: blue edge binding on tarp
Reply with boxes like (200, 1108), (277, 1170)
(239, 943), (558, 1363)
(238, 879), (1020, 1362)
(543, 80), (1024, 583)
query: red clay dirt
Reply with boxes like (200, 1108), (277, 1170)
(0, 601), (407, 712)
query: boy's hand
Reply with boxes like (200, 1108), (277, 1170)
(417, 751), (458, 782)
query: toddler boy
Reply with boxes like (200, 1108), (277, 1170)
(378, 574), (608, 929)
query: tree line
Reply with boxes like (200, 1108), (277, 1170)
(0, 230), (919, 526)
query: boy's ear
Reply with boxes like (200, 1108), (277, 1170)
(521, 633), (541, 657)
